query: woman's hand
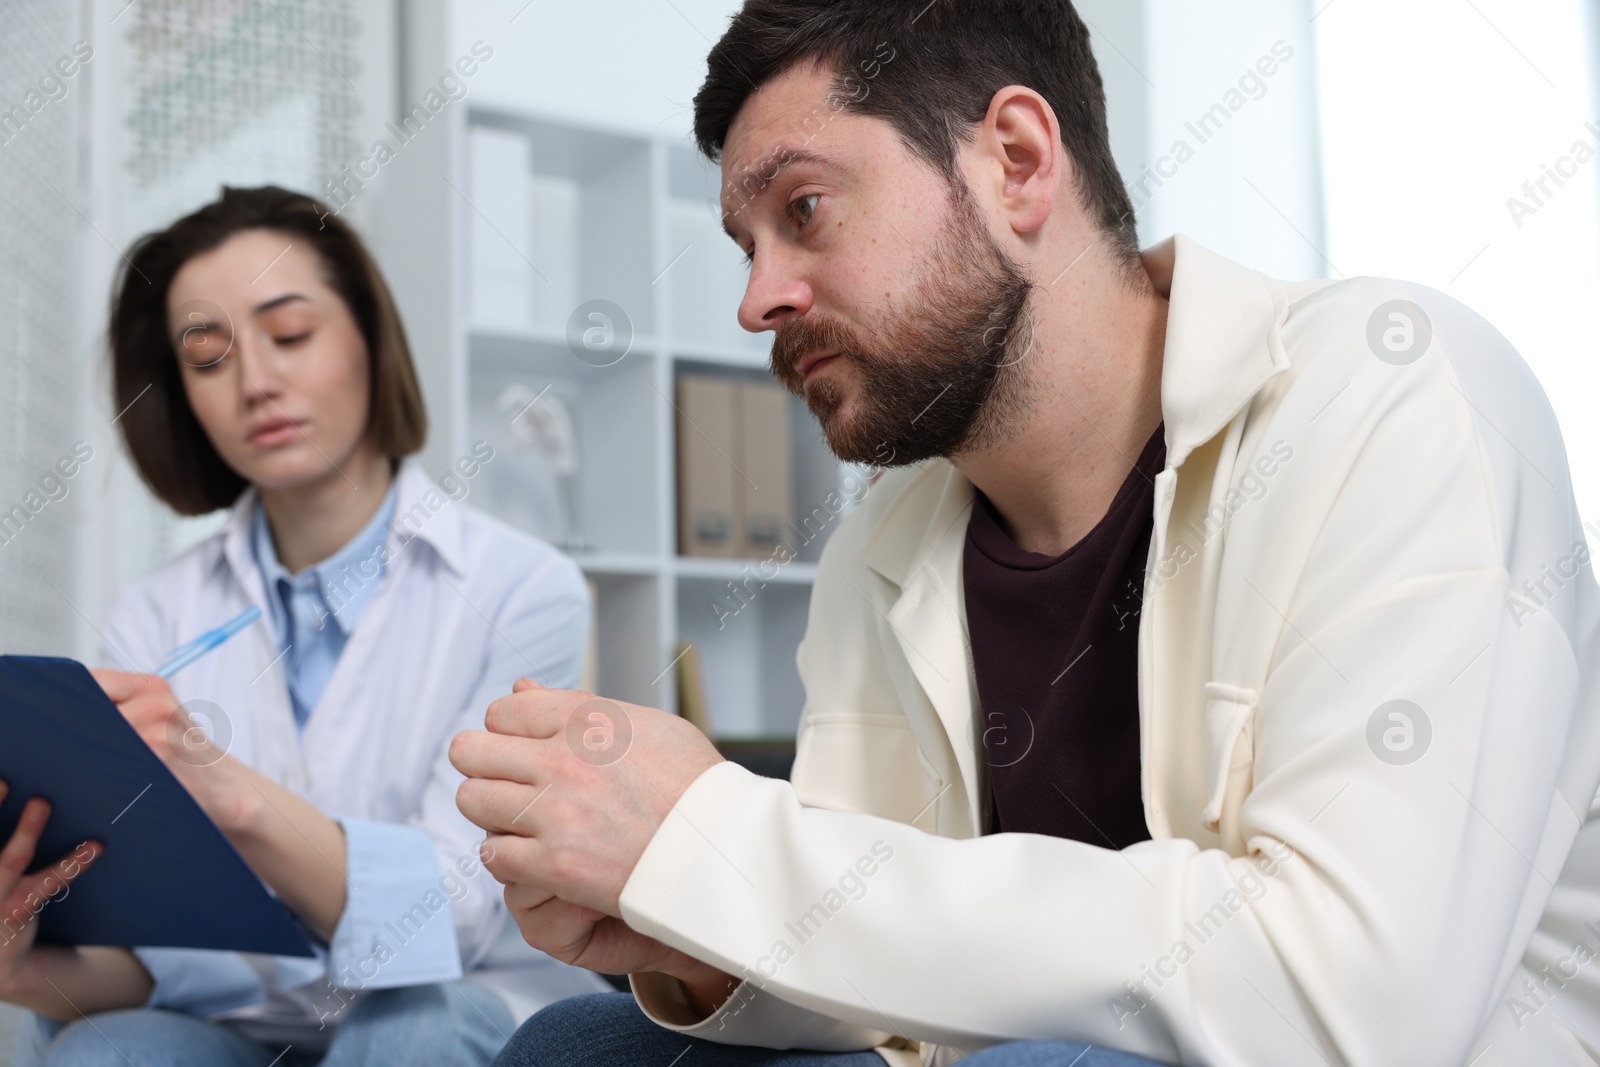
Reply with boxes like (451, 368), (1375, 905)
(89, 669), (255, 831)
(0, 782), (155, 1019)
(89, 670), (347, 942)
(0, 782), (102, 999)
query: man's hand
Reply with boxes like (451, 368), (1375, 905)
(451, 679), (724, 916)
(498, 878), (739, 1016)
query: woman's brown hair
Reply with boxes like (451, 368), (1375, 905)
(109, 186), (427, 515)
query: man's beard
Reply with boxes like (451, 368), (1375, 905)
(768, 182), (1036, 468)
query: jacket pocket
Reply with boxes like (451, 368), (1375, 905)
(791, 712), (938, 830)
(1200, 682), (1258, 852)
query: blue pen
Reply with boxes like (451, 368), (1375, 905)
(155, 605), (263, 679)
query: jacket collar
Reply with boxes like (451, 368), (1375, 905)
(850, 235), (1292, 832)
(213, 458), (467, 608)
(1146, 234), (1292, 471)
(860, 234), (1291, 590)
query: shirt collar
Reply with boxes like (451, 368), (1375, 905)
(217, 458), (469, 612)
(386, 458), (469, 576)
(249, 476), (400, 637)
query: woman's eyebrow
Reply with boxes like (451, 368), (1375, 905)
(251, 292), (311, 316)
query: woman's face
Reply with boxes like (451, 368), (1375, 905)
(166, 229), (374, 492)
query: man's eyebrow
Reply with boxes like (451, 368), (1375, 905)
(251, 292), (310, 316)
(720, 145), (850, 241)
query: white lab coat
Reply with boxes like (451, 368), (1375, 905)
(99, 459), (610, 1034)
(617, 236), (1600, 1065)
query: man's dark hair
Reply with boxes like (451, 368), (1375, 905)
(694, 0), (1139, 263)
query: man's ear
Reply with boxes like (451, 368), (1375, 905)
(978, 85), (1063, 237)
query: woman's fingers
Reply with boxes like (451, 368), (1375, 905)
(24, 840), (102, 901)
(88, 671), (179, 734)
(0, 781), (11, 893)
(0, 798), (51, 888)
(1, 839), (101, 946)
(0, 791), (102, 905)
(88, 668), (154, 704)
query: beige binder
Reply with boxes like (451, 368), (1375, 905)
(676, 374), (737, 557)
(579, 578), (599, 694)
(675, 641), (714, 736)
(736, 380), (794, 558)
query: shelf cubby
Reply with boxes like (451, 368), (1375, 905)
(438, 106), (854, 746)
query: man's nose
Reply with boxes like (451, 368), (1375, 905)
(737, 249), (814, 334)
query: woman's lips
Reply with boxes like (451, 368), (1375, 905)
(249, 419), (302, 447)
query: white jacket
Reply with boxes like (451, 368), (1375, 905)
(617, 236), (1600, 1066)
(100, 459), (611, 1033)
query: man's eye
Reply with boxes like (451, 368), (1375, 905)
(788, 194), (820, 227)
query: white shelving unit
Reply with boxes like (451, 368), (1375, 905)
(372, 102), (846, 741)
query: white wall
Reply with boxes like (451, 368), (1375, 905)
(447, 0), (1154, 172)
(1139, 0), (1326, 280)
(448, 0), (1327, 278)
(1316, 0), (1600, 521)
(450, 0), (745, 140)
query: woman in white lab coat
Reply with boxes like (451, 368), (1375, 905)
(0, 186), (609, 1067)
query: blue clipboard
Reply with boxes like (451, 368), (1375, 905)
(0, 656), (316, 957)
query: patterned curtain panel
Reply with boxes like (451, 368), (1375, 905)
(0, 0), (388, 658)
(0, 1), (89, 654)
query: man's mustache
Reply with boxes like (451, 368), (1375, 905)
(770, 317), (868, 391)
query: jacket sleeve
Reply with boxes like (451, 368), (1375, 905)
(616, 299), (1600, 1065)
(629, 967), (902, 1053)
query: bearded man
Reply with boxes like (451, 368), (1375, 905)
(453, 2), (1600, 1064)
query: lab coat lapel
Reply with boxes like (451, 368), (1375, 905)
(214, 488), (308, 791)
(218, 486), (270, 618)
(862, 463), (982, 831)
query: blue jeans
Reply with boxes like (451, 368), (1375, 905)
(14, 981), (514, 1067)
(492, 992), (1171, 1066)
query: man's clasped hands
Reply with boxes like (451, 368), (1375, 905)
(449, 678), (739, 1015)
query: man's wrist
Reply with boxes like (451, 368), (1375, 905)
(668, 958), (740, 1019)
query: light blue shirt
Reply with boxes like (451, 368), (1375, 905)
(251, 481), (398, 728)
